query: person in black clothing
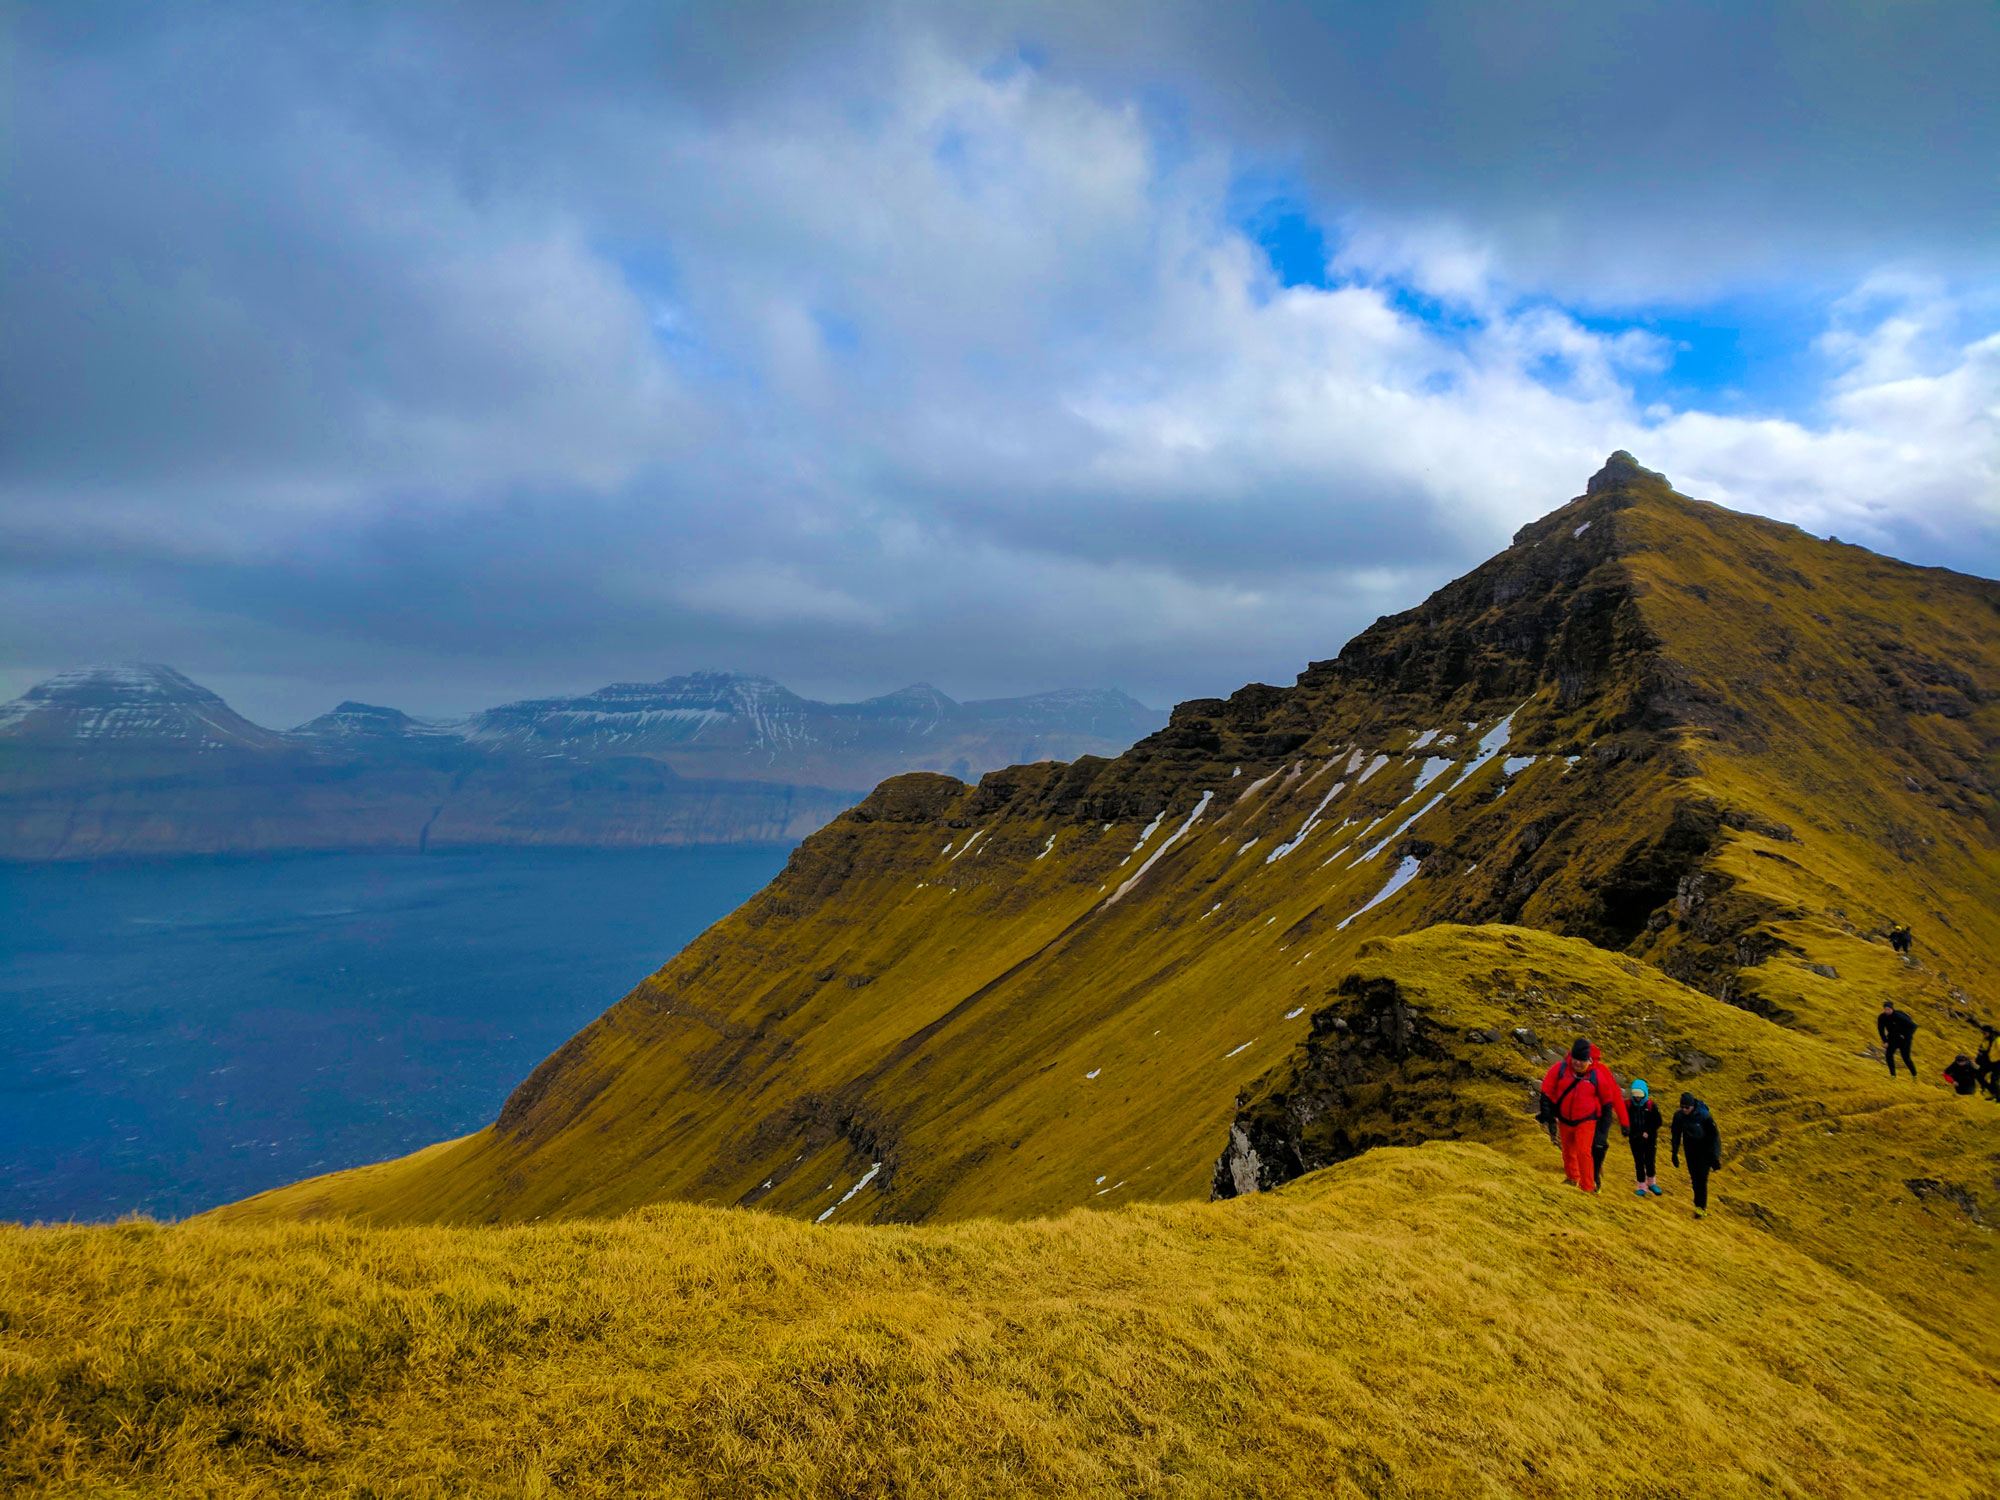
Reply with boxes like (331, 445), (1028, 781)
(1671, 1093), (1722, 1217)
(1626, 1080), (1664, 1197)
(1943, 1055), (1979, 1096)
(1888, 923), (1913, 955)
(1877, 1001), (1917, 1077)
(1976, 1026), (1999, 1102)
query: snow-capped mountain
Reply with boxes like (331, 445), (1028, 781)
(0, 664), (283, 750)
(459, 671), (1162, 779)
(0, 666), (1164, 859)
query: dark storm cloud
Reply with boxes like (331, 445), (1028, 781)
(1016, 0), (2000, 297)
(2, 2), (1994, 724)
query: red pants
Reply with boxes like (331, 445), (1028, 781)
(1560, 1121), (1597, 1192)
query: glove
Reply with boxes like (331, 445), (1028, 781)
(1620, 1126), (1630, 1140)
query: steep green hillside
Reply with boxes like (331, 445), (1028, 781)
(224, 455), (1999, 1231)
(8, 926), (1997, 1496)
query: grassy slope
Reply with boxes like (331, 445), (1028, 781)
(6, 927), (1997, 1497)
(217, 464), (2000, 1231)
(9, 462), (1998, 1495)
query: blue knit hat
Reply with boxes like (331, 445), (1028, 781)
(1630, 1079), (1648, 1099)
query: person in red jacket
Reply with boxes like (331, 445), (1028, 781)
(1540, 1037), (1623, 1193)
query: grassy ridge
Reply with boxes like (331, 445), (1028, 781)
(8, 924), (1996, 1495)
(6, 1142), (1995, 1498)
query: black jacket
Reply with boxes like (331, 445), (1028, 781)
(1944, 1060), (1978, 1095)
(1877, 1009), (1917, 1047)
(1627, 1099), (1662, 1147)
(1671, 1103), (1722, 1171)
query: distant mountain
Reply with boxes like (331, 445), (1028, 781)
(0, 664), (283, 750)
(292, 701), (462, 742)
(458, 671), (1164, 787)
(0, 666), (1163, 860)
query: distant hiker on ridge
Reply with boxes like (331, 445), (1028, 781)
(1977, 1026), (2000, 1102)
(1626, 1080), (1663, 1197)
(1943, 1054), (1979, 1096)
(1539, 1038), (1623, 1195)
(1877, 1001), (1918, 1078)
(1888, 923), (1913, 955)
(1671, 1094), (1723, 1219)
(1586, 1042), (1629, 1191)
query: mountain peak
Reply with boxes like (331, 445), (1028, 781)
(1586, 449), (1669, 495)
(0, 663), (281, 749)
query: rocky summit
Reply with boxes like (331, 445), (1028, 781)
(10, 456), (1998, 1496)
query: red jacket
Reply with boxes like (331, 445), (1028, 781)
(1540, 1056), (1628, 1127)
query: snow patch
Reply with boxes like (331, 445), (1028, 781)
(1118, 809), (1167, 865)
(950, 829), (986, 860)
(1355, 754), (1391, 785)
(1285, 1007), (1305, 1020)
(1224, 1039), (1256, 1059)
(815, 1162), (882, 1223)
(1265, 781), (1347, 863)
(1411, 757), (1454, 793)
(1237, 839), (1260, 856)
(1036, 833), (1057, 860)
(1337, 855), (1424, 930)
(1574, 521), (1592, 538)
(1084, 1069), (1100, 1081)
(1354, 791), (1448, 864)
(1108, 792), (1213, 903)
(1410, 729), (1440, 750)
(1503, 756), (1536, 774)
(1235, 768), (1282, 804)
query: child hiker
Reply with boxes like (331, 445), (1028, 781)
(1626, 1080), (1663, 1197)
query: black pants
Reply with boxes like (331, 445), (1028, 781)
(1631, 1136), (1657, 1182)
(1886, 1038), (1914, 1076)
(1686, 1159), (1711, 1211)
(1592, 1111), (1612, 1185)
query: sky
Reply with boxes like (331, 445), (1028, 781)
(4, 1), (1996, 727)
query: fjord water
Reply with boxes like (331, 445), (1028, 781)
(0, 846), (791, 1222)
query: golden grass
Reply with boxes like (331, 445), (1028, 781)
(7, 1138), (1997, 1498)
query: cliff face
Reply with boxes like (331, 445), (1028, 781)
(0, 670), (1162, 859)
(221, 456), (2000, 1233)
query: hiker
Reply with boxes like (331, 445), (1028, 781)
(1586, 1043), (1630, 1189)
(1670, 1093), (1723, 1218)
(1943, 1054), (1979, 1096)
(1888, 923), (1913, 955)
(1626, 1080), (1663, 1197)
(1977, 1026), (2000, 1102)
(1540, 1038), (1622, 1194)
(1877, 1001), (1917, 1078)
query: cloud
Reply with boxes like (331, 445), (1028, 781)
(1, 4), (1995, 727)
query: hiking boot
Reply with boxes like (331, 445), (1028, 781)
(1648, 1184), (1664, 1196)
(1633, 1187), (1648, 1197)
(1693, 1209), (1706, 1219)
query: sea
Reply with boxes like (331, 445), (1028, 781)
(0, 845), (794, 1223)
